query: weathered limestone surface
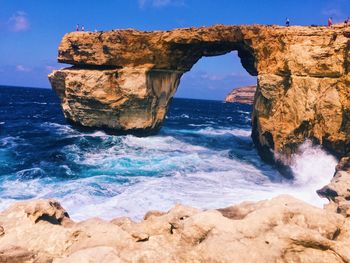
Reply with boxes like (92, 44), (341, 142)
(225, 85), (256, 104)
(50, 68), (181, 133)
(49, 24), (350, 160)
(318, 157), (350, 217)
(1, 194), (350, 262)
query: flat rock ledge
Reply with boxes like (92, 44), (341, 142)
(1, 169), (350, 262)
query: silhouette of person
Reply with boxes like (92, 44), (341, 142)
(286, 18), (290, 27)
(328, 17), (333, 27)
(81, 25), (85, 32)
(76, 24), (79, 31)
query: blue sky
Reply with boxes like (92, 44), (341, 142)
(0, 0), (349, 100)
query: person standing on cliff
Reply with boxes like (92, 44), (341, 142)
(81, 25), (85, 32)
(76, 24), (79, 31)
(286, 18), (290, 27)
(328, 17), (333, 27)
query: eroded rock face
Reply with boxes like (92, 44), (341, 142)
(225, 85), (256, 104)
(50, 67), (181, 133)
(49, 24), (350, 159)
(1, 196), (350, 262)
(318, 157), (350, 217)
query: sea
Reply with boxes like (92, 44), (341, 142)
(0, 85), (338, 221)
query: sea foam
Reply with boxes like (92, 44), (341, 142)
(0, 90), (338, 221)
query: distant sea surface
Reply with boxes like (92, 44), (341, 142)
(0, 86), (337, 220)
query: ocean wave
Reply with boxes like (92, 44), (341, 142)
(0, 90), (337, 222)
(196, 127), (251, 137)
(40, 122), (109, 138)
(15, 168), (46, 180)
(7, 101), (48, 105)
(236, 110), (251, 115)
(0, 136), (23, 148)
(188, 124), (210, 127)
(41, 122), (77, 134)
(166, 113), (190, 120)
(56, 147), (334, 221)
(290, 140), (337, 187)
(64, 133), (234, 178)
(161, 127), (251, 138)
(122, 135), (206, 152)
(0, 138), (336, 221)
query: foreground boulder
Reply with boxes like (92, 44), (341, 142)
(49, 24), (350, 161)
(225, 85), (256, 104)
(0, 194), (350, 262)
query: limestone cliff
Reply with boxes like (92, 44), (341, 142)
(49, 24), (350, 161)
(225, 85), (256, 104)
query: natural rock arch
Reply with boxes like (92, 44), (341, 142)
(49, 25), (350, 163)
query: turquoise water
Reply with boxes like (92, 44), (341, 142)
(0, 86), (337, 220)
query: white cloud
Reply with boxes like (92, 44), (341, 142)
(323, 8), (341, 17)
(8, 11), (30, 32)
(138, 0), (147, 8)
(199, 73), (224, 81)
(182, 70), (256, 87)
(153, 0), (171, 7)
(138, 0), (185, 8)
(16, 65), (31, 72)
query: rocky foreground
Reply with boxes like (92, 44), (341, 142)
(0, 160), (349, 263)
(224, 85), (256, 104)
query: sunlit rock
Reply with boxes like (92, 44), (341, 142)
(318, 157), (350, 217)
(1, 196), (350, 262)
(49, 24), (350, 160)
(225, 85), (256, 104)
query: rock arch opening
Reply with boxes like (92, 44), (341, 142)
(175, 51), (257, 101)
(49, 27), (258, 135)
